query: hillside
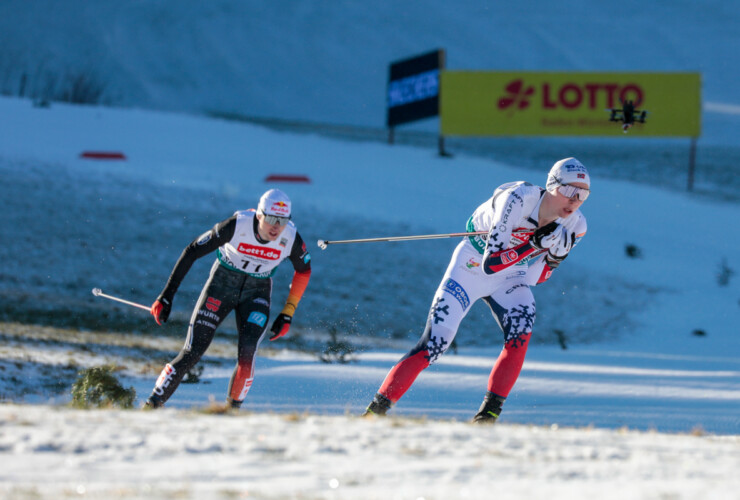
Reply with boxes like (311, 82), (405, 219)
(2, 1), (739, 128)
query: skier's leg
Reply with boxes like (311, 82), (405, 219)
(145, 264), (235, 408)
(366, 243), (483, 415)
(226, 281), (272, 408)
(473, 283), (536, 423)
(374, 294), (461, 405)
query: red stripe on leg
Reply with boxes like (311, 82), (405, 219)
(229, 364), (255, 402)
(487, 334), (531, 397)
(379, 351), (431, 403)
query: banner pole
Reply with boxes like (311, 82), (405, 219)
(687, 137), (697, 191)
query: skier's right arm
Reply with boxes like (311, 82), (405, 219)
(151, 216), (236, 325)
(535, 217), (587, 284)
(482, 188), (565, 275)
(482, 189), (540, 275)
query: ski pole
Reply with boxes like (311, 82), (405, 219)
(317, 230), (530, 250)
(91, 288), (150, 312)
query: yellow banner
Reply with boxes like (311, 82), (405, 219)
(440, 72), (701, 137)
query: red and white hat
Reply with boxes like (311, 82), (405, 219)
(546, 157), (590, 192)
(258, 189), (291, 217)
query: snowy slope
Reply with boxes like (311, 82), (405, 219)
(1, 1), (739, 128)
(1, 96), (739, 437)
(4, 0), (740, 205)
(1, 2), (739, 498)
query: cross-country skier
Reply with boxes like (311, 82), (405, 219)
(363, 158), (590, 423)
(144, 189), (311, 409)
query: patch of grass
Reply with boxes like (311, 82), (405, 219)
(390, 415), (428, 427)
(197, 400), (235, 415)
(717, 258), (734, 286)
(6, 486), (43, 499)
(70, 365), (136, 409)
(5, 68), (108, 105)
(318, 327), (357, 364)
(689, 425), (707, 436)
(282, 411), (312, 422)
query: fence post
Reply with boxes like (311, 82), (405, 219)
(438, 135), (452, 157)
(687, 137), (697, 191)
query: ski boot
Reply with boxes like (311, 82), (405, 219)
(226, 397), (243, 409)
(143, 393), (164, 410)
(472, 392), (506, 424)
(362, 393), (392, 417)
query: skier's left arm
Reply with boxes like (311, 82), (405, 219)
(535, 216), (587, 284)
(269, 232), (312, 340)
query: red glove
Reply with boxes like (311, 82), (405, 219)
(269, 313), (292, 340)
(151, 298), (172, 325)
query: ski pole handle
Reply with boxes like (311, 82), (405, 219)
(92, 288), (150, 312)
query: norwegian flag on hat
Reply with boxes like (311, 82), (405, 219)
(546, 157), (590, 191)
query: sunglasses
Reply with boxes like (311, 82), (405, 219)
(261, 213), (291, 226)
(557, 184), (590, 202)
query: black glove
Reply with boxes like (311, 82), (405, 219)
(549, 229), (574, 259)
(545, 251), (567, 269)
(530, 221), (562, 250)
(151, 296), (172, 325)
(270, 313), (292, 341)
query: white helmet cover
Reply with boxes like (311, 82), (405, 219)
(546, 157), (590, 192)
(258, 189), (291, 217)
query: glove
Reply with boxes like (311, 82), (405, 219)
(530, 221), (562, 251)
(269, 313), (292, 341)
(151, 296), (172, 325)
(549, 228), (574, 259)
(545, 251), (567, 270)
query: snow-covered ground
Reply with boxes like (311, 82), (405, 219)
(3, 404), (739, 500)
(1, 95), (739, 499)
(1, 1), (740, 498)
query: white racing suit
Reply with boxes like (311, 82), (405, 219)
(377, 181), (587, 403)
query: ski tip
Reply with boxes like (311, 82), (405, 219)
(92, 288), (102, 296)
(317, 240), (328, 250)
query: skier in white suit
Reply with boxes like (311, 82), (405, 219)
(364, 158), (590, 423)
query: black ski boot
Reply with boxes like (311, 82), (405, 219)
(472, 392), (506, 424)
(362, 393), (392, 416)
(226, 397), (243, 409)
(143, 393), (164, 410)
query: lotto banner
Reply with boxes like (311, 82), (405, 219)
(440, 71), (701, 137)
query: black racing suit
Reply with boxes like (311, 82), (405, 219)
(147, 215), (310, 407)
